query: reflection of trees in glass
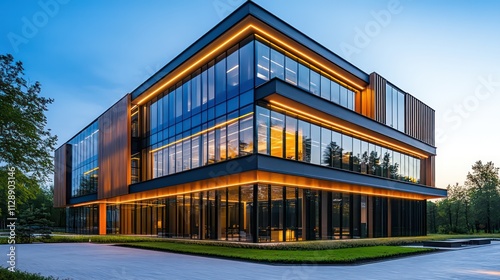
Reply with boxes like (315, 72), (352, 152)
(79, 174), (98, 196)
(239, 140), (252, 156)
(381, 152), (391, 178)
(322, 141), (342, 167)
(369, 150), (380, 175)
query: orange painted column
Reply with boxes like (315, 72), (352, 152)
(99, 203), (107, 235)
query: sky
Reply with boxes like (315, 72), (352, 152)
(1, 0), (499, 190)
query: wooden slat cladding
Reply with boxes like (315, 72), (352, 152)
(54, 144), (69, 207)
(405, 94), (435, 146)
(98, 95), (131, 199)
(369, 72), (387, 123)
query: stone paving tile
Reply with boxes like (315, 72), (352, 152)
(1, 242), (499, 279)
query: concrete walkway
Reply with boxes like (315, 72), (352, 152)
(1, 242), (500, 279)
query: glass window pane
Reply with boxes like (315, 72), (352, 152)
(270, 49), (284, 80)
(182, 139), (191, 171)
(270, 185), (283, 242)
(239, 41), (254, 92)
(208, 130), (215, 164)
(285, 116), (297, 160)
(398, 91), (405, 132)
(227, 120), (239, 159)
(342, 135), (352, 170)
(298, 63), (309, 91)
(270, 111), (284, 157)
(340, 86), (348, 108)
(353, 138), (361, 173)
(386, 85), (392, 127)
(320, 75), (330, 100)
(207, 65), (215, 107)
(168, 145), (175, 175)
(298, 120), (311, 162)
(332, 131), (342, 168)
(192, 74), (201, 114)
(285, 57), (297, 85)
(392, 88), (398, 129)
(257, 106), (270, 154)
(183, 81), (191, 119)
(239, 114), (253, 156)
(348, 90), (355, 110)
(192, 136), (200, 169)
(175, 142), (182, 173)
(381, 148), (391, 178)
(226, 50), (239, 98)
(256, 41), (270, 86)
(331, 81), (340, 104)
(310, 124), (320, 164)
(175, 86), (182, 121)
(321, 127), (331, 166)
(310, 70), (320, 95)
(215, 57), (226, 104)
(150, 101), (157, 133)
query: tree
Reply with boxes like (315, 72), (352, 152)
(0, 53), (57, 183)
(17, 205), (53, 243)
(0, 54), (57, 228)
(465, 161), (500, 233)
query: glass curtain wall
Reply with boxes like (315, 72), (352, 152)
(68, 122), (99, 197)
(146, 39), (255, 180)
(90, 188), (426, 241)
(256, 105), (422, 184)
(255, 40), (356, 111)
(385, 84), (405, 132)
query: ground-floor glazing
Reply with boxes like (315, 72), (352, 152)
(66, 184), (426, 242)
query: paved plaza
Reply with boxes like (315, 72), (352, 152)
(1, 242), (499, 279)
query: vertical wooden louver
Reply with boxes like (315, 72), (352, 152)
(405, 94), (435, 146)
(54, 144), (69, 207)
(98, 95), (131, 199)
(369, 72), (387, 123)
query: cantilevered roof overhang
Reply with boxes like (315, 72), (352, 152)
(130, 1), (369, 105)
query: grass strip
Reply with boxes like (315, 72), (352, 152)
(0, 267), (59, 280)
(119, 242), (434, 264)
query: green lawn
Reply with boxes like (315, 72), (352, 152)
(0, 267), (58, 280)
(120, 242), (433, 264)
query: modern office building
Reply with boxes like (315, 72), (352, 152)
(54, 2), (446, 242)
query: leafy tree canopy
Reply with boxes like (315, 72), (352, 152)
(0, 54), (57, 182)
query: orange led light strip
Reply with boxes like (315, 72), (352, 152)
(83, 167), (99, 175)
(135, 22), (366, 106)
(149, 112), (253, 154)
(268, 100), (428, 158)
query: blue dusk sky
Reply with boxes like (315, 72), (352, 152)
(1, 0), (499, 189)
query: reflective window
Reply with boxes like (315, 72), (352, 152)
(285, 57), (297, 85)
(255, 106), (421, 184)
(69, 121), (99, 197)
(256, 41), (270, 85)
(298, 62), (309, 91)
(239, 42), (254, 92)
(386, 83), (405, 132)
(270, 111), (284, 157)
(270, 49), (284, 80)
(226, 49), (239, 98)
(285, 116), (297, 160)
(310, 70), (320, 95)
(215, 55), (226, 104)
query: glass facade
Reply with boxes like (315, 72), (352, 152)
(68, 121), (99, 197)
(99, 185), (425, 241)
(146, 40), (255, 180)
(256, 105), (421, 183)
(255, 40), (356, 110)
(62, 31), (432, 241)
(386, 83), (405, 132)
(67, 205), (99, 234)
